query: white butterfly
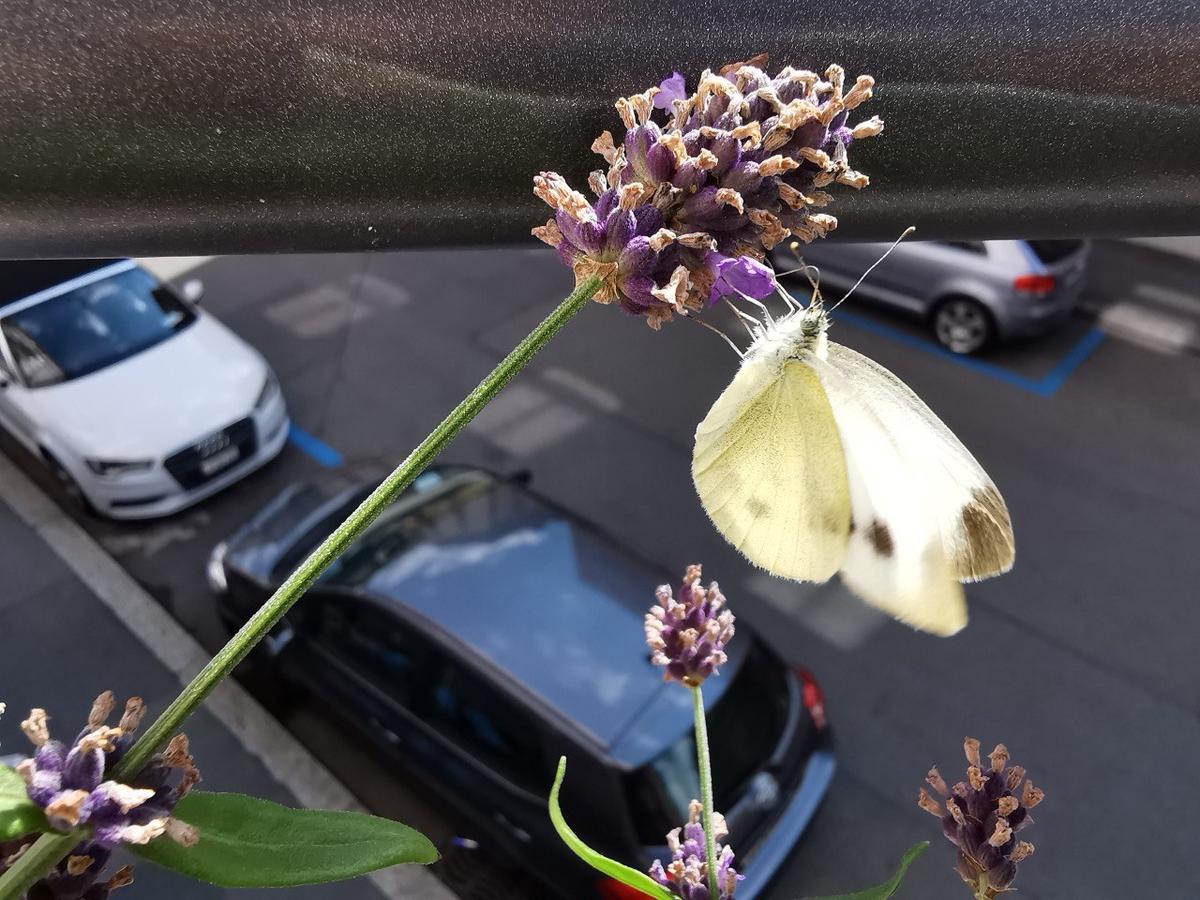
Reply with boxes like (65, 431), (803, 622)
(692, 289), (1014, 636)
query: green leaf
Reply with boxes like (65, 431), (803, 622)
(131, 791), (437, 887)
(0, 765), (48, 841)
(806, 842), (930, 900)
(549, 758), (675, 900)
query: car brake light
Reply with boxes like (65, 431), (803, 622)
(598, 877), (655, 899)
(1012, 273), (1056, 295)
(794, 666), (828, 731)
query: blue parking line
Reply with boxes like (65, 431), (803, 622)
(287, 424), (344, 468)
(830, 309), (1106, 397)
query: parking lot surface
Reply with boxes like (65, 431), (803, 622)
(5, 240), (1199, 898)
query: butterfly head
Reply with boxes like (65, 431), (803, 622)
(742, 300), (829, 369)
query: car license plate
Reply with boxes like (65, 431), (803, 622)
(200, 445), (240, 476)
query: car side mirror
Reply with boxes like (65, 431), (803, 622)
(181, 278), (205, 304)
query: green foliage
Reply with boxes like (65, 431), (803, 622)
(549, 758), (675, 900)
(131, 791), (437, 887)
(806, 842), (929, 899)
(0, 766), (47, 841)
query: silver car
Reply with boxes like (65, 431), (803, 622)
(777, 239), (1091, 353)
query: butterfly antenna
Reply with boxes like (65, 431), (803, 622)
(828, 226), (917, 313)
(784, 241), (825, 309)
(686, 312), (745, 358)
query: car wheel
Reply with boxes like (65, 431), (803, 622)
(932, 297), (995, 354)
(42, 451), (94, 515)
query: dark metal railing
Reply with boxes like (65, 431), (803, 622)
(0, 0), (1197, 257)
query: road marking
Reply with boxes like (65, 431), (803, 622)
(135, 257), (215, 281)
(0, 452), (456, 900)
(1132, 282), (1200, 315)
(467, 382), (590, 456)
(542, 366), (623, 413)
(832, 310), (1106, 397)
(1099, 302), (1197, 354)
(746, 574), (887, 651)
(288, 424), (345, 468)
(100, 511), (209, 558)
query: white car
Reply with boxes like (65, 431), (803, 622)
(0, 259), (289, 518)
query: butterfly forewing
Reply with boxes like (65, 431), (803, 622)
(693, 355), (852, 582)
(806, 347), (969, 634)
(821, 342), (1015, 583)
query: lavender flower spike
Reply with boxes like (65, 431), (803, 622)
(649, 800), (743, 900)
(645, 564), (735, 687)
(3, 693), (202, 900)
(918, 737), (1042, 899)
(533, 55), (881, 328)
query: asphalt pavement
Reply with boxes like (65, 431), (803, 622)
(5, 240), (1200, 899)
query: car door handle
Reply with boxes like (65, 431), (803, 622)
(492, 812), (531, 844)
(368, 718), (404, 747)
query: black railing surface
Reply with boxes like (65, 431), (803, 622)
(0, 0), (1197, 257)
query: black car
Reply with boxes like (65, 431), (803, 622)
(210, 465), (834, 898)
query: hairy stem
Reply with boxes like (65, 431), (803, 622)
(0, 274), (601, 900)
(691, 684), (720, 900)
(0, 833), (79, 900)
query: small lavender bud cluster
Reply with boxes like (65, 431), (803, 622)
(534, 55), (880, 328)
(2, 693), (202, 899)
(918, 737), (1043, 898)
(648, 800), (742, 900)
(645, 564), (735, 687)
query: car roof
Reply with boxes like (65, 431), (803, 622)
(0, 259), (126, 310)
(329, 470), (748, 756)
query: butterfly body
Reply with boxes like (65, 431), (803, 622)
(693, 304), (1014, 636)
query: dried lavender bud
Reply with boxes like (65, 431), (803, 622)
(2, 694), (202, 899)
(645, 564), (735, 687)
(648, 800), (742, 900)
(534, 56), (880, 328)
(920, 738), (1042, 899)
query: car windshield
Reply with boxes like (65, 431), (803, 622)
(624, 641), (791, 844)
(0, 267), (195, 387)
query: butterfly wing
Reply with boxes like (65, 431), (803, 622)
(693, 355), (852, 582)
(804, 341), (1015, 635)
(823, 342), (1015, 581)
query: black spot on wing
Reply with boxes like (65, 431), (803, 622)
(747, 497), (771, 518)
(866, 520), (894, 557)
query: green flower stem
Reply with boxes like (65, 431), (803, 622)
(0, 832), (79, 899)
(691, 684), (719, 900)
(0, 273), (601, 900)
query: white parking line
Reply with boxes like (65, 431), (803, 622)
(1099, 301), (1198, 354)
(746, 574), (888, 651)
(135, 257), (215, 281)
(0, 452), (457, 900)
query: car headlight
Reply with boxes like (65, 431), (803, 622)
(84, 458), (154, 476)
(254, 370), (280, 411)
(207, 541), (229, 594)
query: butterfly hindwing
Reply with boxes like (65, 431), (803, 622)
(693, 355), (852, 582)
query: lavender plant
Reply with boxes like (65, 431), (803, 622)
(550, 565), (927, 900)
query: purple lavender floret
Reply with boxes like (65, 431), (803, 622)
(918, 738), (1043, 899)
(648, 800), (742, 900)
(645, 564), (735, 687)
(3, 693), (201, 899)
(533, 55), (883, 328)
